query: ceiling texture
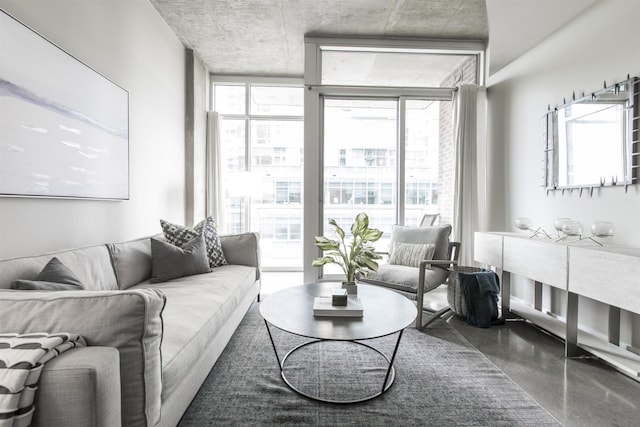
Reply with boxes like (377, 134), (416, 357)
(149, 0), (488, 77)
(148, 0), (598, 78)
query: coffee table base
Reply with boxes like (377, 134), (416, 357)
(264, 319), (405, 404)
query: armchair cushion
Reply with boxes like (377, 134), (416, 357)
(389, 224), (452, 261)
(361, 264), (449, 294)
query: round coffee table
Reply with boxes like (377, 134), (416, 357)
(259, 283), (417, 404)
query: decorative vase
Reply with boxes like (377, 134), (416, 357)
(341, 281), (357, 295)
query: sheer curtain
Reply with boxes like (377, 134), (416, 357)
(452, 84), (487, 265)
(206, 111), (224, 231)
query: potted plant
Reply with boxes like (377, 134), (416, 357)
(312, 212), (383, 294)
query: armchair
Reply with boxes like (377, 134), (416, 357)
(419, 213), (440, 226)
(357, 224), (460, 328)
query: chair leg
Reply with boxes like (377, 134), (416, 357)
(418, 306), (452, 329)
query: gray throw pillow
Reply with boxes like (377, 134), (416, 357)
(160, 217), (227, 268)
(389, 242), (436, 268)
(150, 235), (211, 283)
(10, 257), (83, 290)
(108, 237), (153, 290)
(10, 280), (83, 291)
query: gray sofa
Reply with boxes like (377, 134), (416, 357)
(0, 232), (261, 427)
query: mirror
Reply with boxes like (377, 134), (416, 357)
(545, 77), (639, 191)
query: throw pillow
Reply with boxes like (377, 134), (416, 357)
(389, 224), (452, 261)
(150, 235), (211, 283)
(10, 257), (83, 290)
(160, 217), (227, 268)
(10, 280), (83, 291)
(389, 242), (436, 268)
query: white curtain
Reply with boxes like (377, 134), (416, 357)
(206, 111), (224, 230)
(452, 84), (487, 266)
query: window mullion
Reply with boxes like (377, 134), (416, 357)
(398, 97), (406, 226)
(244, 83), (251, 232)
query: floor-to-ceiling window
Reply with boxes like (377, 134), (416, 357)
(303, 37), (484, 283)
(212, 79), (303, 270)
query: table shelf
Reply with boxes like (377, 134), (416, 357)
(511, 300), (640, 378)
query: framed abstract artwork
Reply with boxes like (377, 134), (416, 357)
(0, 10), (129, 200)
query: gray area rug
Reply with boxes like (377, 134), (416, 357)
(178, 301), (560, 426)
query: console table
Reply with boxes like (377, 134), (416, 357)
(474, 231), (640, 380)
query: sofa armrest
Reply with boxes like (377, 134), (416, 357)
(34, 346), (121, 427)
(220, 232), (261, 280)
(0, 289), (165, 427)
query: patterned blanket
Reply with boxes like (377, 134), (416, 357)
(0, 333), (86, 427)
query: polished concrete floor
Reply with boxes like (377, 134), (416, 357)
(261, 273), (640, 427)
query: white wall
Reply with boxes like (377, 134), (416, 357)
(487, 0), (640, 343)
(488, 0), (640, 244)
(0, 0), (186, 258)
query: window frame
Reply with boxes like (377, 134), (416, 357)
(211, 76), (304, 271)
(303, 37), (485, 284)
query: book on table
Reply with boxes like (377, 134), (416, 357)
(313, 297), (363, 317)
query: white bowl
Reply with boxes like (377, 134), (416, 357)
(562, 220), (583, 236)
(554, 218), (571, 232)
(591, 221), (614, 237)
(515, 217), (533, 230)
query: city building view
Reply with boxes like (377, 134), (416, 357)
(214, 83), (448, 271)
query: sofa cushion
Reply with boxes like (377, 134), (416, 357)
(134, 264), (257, 401)
(107, 237), (152, 290)
(0, 245), (117, 291)
(150, 236), (211, 283)
(160, 217), (227, 268)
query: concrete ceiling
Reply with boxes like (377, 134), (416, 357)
(149, 0), (488, 77)
(148, 0), (599, 79)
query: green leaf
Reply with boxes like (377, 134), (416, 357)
(314, 236), (340, 251)
(355, 212), (369, 229)
(352, 212), (368, 236)
(361, 258), (379, 271)
(362, 228), (383, 242)
(312, 257), (335, 267)
(328, 218), (345, 240)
